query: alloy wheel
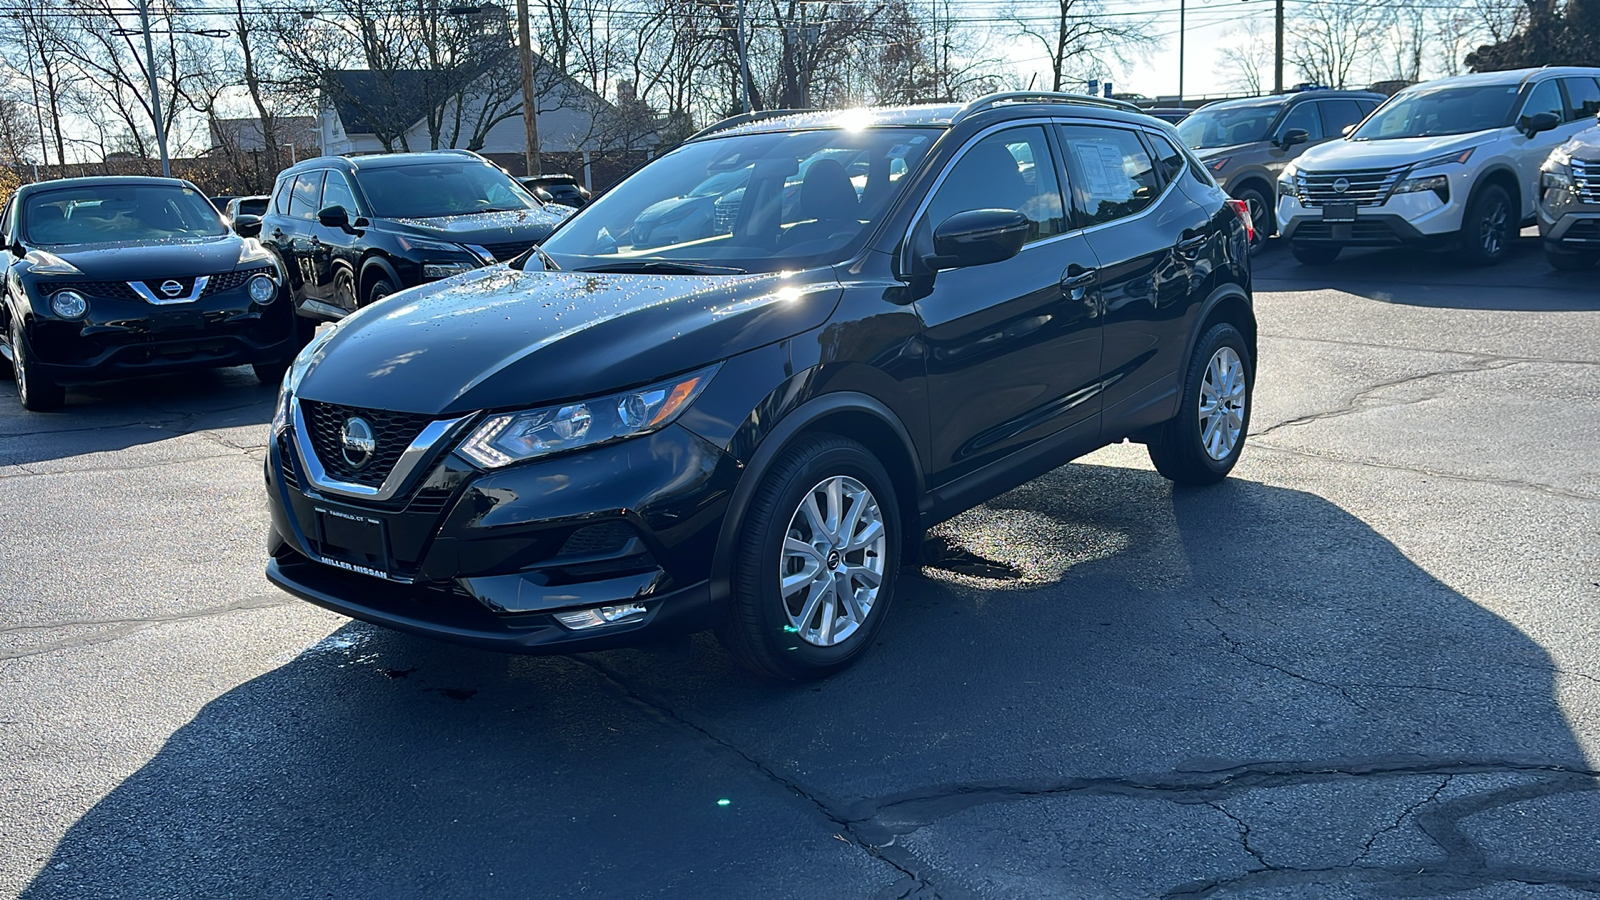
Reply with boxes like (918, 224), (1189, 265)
(1481, 201), (1509, 256)
(778, 475), (887, 647)
(1198, 346), (1247, 461)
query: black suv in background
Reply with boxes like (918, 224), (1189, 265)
(252, 150), (570, 326)
(264, 94), (1256, 679)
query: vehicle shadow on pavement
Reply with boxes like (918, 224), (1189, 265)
(19, 463), (1600, 898)
(0, 367), (273, 469)
(1254, 235), (1600, 312)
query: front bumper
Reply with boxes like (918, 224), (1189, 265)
(1277, 188), (1463, 247)
(1535, 195), (1600, 248)
(24, 274), (296, 382)
(264, 419), (741, 654)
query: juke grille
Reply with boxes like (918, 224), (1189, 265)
(300, 400), (434, 489)
(201, 266), (275, 296)
(1291, 167), (1408, 208)
(482, 240), (537, 262)
(49, 281), (141, 301)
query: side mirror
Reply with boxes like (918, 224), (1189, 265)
(925, 209), (1031, 270)
(1521, 111), (1561, 137)
(232, 214), (262, 238)
(1341, 123), (1357, 137)
(1279, 128), (1311, 149)
(316, 204), (351, 230)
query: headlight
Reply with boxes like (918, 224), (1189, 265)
(50, 289), (87, 318)
(397, 235), (471, 255)
(459, 366), (718, 468)
(1542, 147), (1574, 193)
(422, 262), (478, 279)
(22, 250), (81, 276)
(272, 324), (336, 433)
(248, 273), (277, 304)
(1411, 147), (1475, 171)
(1394, 174), (1449, 203)
(237, 237), (275, 267)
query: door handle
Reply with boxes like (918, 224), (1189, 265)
(270, 228), (285, 240)
(1060, 266), (1097, 303)
(1176, 234), (1207, 257)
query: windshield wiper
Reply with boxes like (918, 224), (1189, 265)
(575, 261), (748, 275)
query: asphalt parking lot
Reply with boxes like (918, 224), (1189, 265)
(3, 232), (1598, 899)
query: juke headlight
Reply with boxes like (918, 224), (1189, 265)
(459, 366), (718, 469)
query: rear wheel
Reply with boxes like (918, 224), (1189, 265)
(11, 326), (65, 411)
(1545, 246), (1598, 271)
(1291, 241), (1341, 265)
(1148, 322), (1252, 485)
(1458, 184), (1513, 267)
(715, 435), (900, 680)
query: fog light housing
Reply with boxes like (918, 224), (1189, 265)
(248, 273), (277, 304)
(553, 602), (647, 630)
(50, 289), (87, 318)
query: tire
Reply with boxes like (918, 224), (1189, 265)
(1148, 322), (1253, 485)
(253, 360), (289, 386)
(11, 326), (65, 411)
(365, 276), (397, 308)
(1458, 184), (1514, 267)
(332, 267), (359, 311)
(1545, 246), (1598, 272)
(1234, 184), (1274, 254)
(714, 434), (900, 680)
(1290, 241), (1341, 265)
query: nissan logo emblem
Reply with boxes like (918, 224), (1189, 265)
(159, 279), (185, 297)
(1332, 178), (1351, 194)
(340, 417), (376, 469)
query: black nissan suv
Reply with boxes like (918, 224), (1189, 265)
(264, 94), (1257, 679)
(251, 150), (570, 329)
(3, 176), (296, 410)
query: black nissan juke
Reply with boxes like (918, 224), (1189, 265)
(264, 94), (1258, 680)
(2, 176), (297, 410)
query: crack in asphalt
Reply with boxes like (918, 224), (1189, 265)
(1258, 331), (1600, 369)
(569, 655), (957, 900)
(1208, 800), (1271, 870)
(0, 449), (261, 481)
(0, 593), (296, 662)
(1249, 355), (1519, 440)
(1204, 608), (1366, 710)
(1247, 442), (1600, 504)
(1355, 774), (1451, 864)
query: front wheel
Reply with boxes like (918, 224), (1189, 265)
(1148, 322), (1253, 485)
(11, 327), (65, 411)
(1290, 241), (1341, 265)
(1234, 185), (1274, 254)
(715, 435), (900, 680)
(365, 277), (397, 308)
(1458, 184), (1514, 267)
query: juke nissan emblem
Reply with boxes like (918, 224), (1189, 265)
(1332, 178), (1351, 194)
(159, 279), (184, 297)
(340, 417), (376, 469)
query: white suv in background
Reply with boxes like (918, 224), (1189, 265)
(1276, 67), (1600, 266)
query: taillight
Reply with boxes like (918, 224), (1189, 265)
(1226, 198), (1255, 243)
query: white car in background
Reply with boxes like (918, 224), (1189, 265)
(1276, 67), (1600, 266)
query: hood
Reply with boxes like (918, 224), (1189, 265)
(1294, 132), (1487, 171)
(380, 207), (571, 244)
(44, 235), (246, 280)
(1559, 124), (1600, 160)
(295, 265), (841, 416)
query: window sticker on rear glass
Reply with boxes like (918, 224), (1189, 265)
(1070, 141), (1136, 198)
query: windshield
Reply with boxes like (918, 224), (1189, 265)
(539, 127), (939, 275)
(1351, 84), (1520, 140)
(1176, 103), (1283, 149)
(23, 184), (230, 246)
(355, 161), (543, 218)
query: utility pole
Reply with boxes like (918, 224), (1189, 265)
(136, 0), (171, 177)
(514, 0), (541, 176)
(1177, 0), (1185, 103)
(1274, 0), (1284, 93)
(737, 0), (751, 113)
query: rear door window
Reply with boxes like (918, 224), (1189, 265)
(287, 172), (324, 219)
(1318, 100), (1366, 136)
(1561, 77), (1600, 120)
(1056, 124), (1162, 227)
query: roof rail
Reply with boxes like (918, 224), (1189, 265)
(955, 91), (1142, 122)
(687, 109), (817, 141)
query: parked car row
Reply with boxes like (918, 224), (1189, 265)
(1175, 67), (1600, 272)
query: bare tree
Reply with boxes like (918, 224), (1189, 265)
(1217, 19), (1272, 94)
(1387, 5), (1427, 83)
(1009, 0), (1153, 93)
(1288, 1), (1396, 88)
